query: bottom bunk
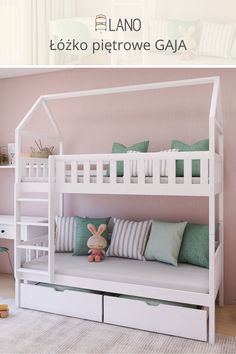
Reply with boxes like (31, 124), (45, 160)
(18, 255), (209, 342)
(22, 254), (209, 294)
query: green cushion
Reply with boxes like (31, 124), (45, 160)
(0, 247), (9, 253)
(178, 223), (219, 268)
(144, 220), (187, 266)
(171, 139), (209, 177)
(107, 141), (149, 177)
(73, 216), (110, 256)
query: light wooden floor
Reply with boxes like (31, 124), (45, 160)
(0, 273), (236, 337)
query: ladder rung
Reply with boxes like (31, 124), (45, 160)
(17, 235), (48, 245)
(17, 222), (49, 227)
(17, 198), (48, 203)
(17, 268), (49, 276)
(17, 245), (48, 251)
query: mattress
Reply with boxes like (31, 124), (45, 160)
(22, 176), (203, 184)
(23, 254), (209, 294)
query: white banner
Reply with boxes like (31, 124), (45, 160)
(0, 0), (236, 65)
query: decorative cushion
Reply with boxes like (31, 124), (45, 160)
(144, 220), (187, 266)
(107, 218), (151, 260)
(231, 35), (236, 58)
(197, 22), (235, 58)
(149, 19), (171, 53)
(178, 223), (219, 268)
(107, 141), (149, 177)
(0, 247), (9, 253)
(128, 149), (179, 177)
(55, 216), (76, 252)
(148, 19), (198, 55)
(171, 139), (209, 177)
(73, 216), (110, 256)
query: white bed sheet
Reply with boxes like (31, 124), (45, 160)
(22, 176), (203, 184)
(23, 254), (209, 294)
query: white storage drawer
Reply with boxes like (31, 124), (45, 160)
(0, 224), (15, 239)
(104, 296), (207, 341)
(20, 283), (103, 322)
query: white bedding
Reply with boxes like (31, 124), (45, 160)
(23, 254), (209, 294)
(22, 176), (203, 184)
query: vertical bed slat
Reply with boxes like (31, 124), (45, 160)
(124, 160), (131, 184)
(167, 158), (175, 185)
(83, 161), (90, 185)
(110, 160), (117, 184)
(184, 158), (192, 185)
(152, 158), (160, 185)
(97, 161), (104, 185)
(36, 162), (42, 178)
(200, 158), (209, 185)
(138, 159), (145, 185)
(28, 162), (33, 178)
(43, 162), (47, 178)
(71, 161), (77, 185)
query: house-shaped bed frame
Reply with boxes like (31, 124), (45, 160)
(14, 77), (223, 344)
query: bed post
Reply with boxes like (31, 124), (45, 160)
(218, 89), (224, 307)
(14, 127), (21, 307)
(42, 99), (64, 217)
(59, 140), (64, 217)
(208, 77), (220, 344)
(48, 155), (56, 282)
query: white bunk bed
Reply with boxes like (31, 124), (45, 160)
(14, 77), (224, 344)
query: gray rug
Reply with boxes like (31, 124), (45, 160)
(0, 299), (236, 354)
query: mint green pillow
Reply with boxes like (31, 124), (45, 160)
(171, 139), (209, 177)
(107, 141), (149, 177)
(178, 223), (219, 268)
(144, 220), (187, 266)
(73, 216), (110, 256)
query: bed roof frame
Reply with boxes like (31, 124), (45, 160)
(16, 76), (222, 135)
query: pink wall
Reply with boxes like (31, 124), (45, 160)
(0, 68), (235, 304)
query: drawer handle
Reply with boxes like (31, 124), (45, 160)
(54, 287), (64, 292)
(144, 301), (160, 307)
(1, 230), (5, 234)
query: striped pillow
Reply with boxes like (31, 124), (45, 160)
(55, 216), (76, 252)
(149, 19), (171, 41)
(198, 22), (235, 58)
(107, 218), (151, 260)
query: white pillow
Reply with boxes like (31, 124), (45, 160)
(107, 218), (151, 260)
(55, 216), (76, 252)
(128, 149), (179, 177)
(197, 22), (235, 58)
(149, 19), (171, 40)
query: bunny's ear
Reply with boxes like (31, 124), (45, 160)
(87, 223), (97, 235)
(97, 224), (107, 236)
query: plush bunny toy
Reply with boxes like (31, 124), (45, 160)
(87, 224), (107, 262)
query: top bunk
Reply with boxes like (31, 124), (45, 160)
(15, 76), (223, 197)
(20, 151), (222, 196)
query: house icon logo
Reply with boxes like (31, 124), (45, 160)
(95, 14), (107, 31)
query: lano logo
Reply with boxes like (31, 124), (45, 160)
(95, 14), (107, 32)
(95, 15), (142, 32)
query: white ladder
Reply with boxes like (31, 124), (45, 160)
(14, 157), (56, 282)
